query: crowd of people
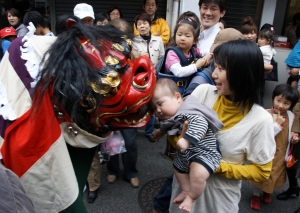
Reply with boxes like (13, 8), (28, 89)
(0, 0), (300, 213)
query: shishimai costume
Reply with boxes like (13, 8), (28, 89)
(0, 21), (155, 212)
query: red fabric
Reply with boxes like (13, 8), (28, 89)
(1, 90), (61, 177)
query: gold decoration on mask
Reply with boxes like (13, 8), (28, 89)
(112, 43), (124, 52)
(121, 36), (132, 47)
(125, 39), (132, 46)
(80, 96), (97, 113)
(90, 71), (120, 95)
(105, 56), (119, 65)
(105, 70), (120, 87)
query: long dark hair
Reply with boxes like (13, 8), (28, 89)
(33, 21), (133, 124)
(213, 40), (264, 111)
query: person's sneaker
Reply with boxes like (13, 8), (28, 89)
(250, 195), (260, 210)
(107, 175), (117, 184)
(130, 177), (140, 188)
(262, 192), (271, 204)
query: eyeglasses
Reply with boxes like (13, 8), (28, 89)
(110, 12), (120, 16)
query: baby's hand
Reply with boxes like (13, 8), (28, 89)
(152, 129), (164, 142)
(177, 137), (190, 152)
(275, 111), (285, 125)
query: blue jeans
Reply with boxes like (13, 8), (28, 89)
(153, 174), (173, 212)
(145, 114), (155, 137)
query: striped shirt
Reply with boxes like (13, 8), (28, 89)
(173, 114), (221, 174)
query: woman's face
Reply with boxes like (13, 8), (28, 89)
(110, 9), (120, 20)
(96, 19), (109, 26)
(243, 31), (257, 42)
(7, 12), (20, 27)
(212, 62), (234, 100)
(200, 3), (225, 31)
(136, 20), (151, 36)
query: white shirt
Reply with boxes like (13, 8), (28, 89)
(170, 84), (275, 213)
(259, 45), (276, 64)
(197, 23), (220, 57)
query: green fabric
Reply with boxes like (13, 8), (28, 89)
(60, 144), (96, 213)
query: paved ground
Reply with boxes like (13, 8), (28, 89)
(84, 130), (300, 213)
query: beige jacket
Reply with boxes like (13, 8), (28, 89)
(132, 35), (164, 65)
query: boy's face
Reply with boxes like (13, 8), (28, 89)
(151, 87), (182, 120)
(273, 94), (292, 115)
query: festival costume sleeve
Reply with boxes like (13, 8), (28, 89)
(215, 161), (272, 182)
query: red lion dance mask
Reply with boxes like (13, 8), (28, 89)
(79, 37), (155, 131)
(43, 21), (157, 134)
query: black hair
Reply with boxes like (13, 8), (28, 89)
(213, 40), (264, 112)
(241, 16), (257, 35)
(258, 28), (275, 47)
(176, 11), (200, 25)
(94, 12), (110, 25)
(293, 13), (300, 26)
(272, 84), (299, 109)
(6, 8), (22, 20)
(33, 21), (133, 128)
(260, 23), (274, 31)
(55, 15), (81, 36)
(106, 6), (123, 19)
(296, 25), (300, 39)
(143, 0), (158, 6)
(134, 13), (152, 29)
(198, 0), (227, 12)
(172, 18), (200, 47)
(219, 19), (226, 28)
(23, 11), (46, 28)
